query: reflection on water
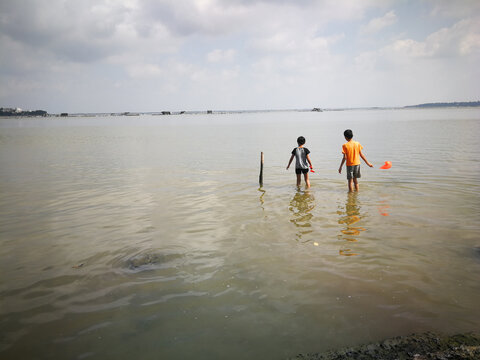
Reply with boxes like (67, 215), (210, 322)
(258, 187), (266, 212)
(337, 193), (365, 256)
(378, 199), (390, 217)
(289, 190), (315, 242)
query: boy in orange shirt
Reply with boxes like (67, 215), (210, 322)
(338, 129), (373, 192)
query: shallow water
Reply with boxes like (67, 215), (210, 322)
(1, 108), (479, 359)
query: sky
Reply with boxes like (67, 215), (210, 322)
(0, 0), (479, 113)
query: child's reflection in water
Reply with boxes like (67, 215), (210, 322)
(289, 190), (315, 242)
(337, 192), (365, 256)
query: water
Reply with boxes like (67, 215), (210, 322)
(1, 108), (479, 359)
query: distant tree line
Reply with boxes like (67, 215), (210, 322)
(405, 101), (480, 108)
(0, 108), (48, 117)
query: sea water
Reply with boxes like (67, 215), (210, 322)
(1, 108), (479, 359)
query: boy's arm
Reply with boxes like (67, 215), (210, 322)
(306, 154), (313, 168)
(286, 154), (294, 170)
(359, 150), (373, 167)
(339, 154), (346, 173)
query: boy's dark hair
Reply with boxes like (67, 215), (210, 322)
(344, 129), (353, 140)
(297, 136), (306, 145)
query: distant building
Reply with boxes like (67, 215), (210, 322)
(0, 107), (47, 117)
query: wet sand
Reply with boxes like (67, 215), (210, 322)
(289, 332), (480, 360)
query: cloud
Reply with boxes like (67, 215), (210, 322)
(425, 19), (480, 57)
(137, 0), (385, 37)
(355, 16), (480, 69)
(391, 17), (480, 59)
(429, 0), (480, 19)
(351, 15), (480, 106)
(361, 10), (397, 35)
(0, 0), (131, 62)
(207, 49), (237, 63)
(138, 0), (250, 36)
(0, 0), (478, 111)
(0, 0), (382, 66)
(127, 63), (164, 78)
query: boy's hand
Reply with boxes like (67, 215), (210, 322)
(338, 167), (342, 174)
(367, 163), (373, 168)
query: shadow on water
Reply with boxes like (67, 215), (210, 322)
(289, 189), (315, 242)
(337, 192), (365, 256)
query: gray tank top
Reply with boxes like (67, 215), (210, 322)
(292, 147), (310, 169)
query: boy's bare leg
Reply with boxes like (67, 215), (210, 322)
(353, 178), (359, 191)
(348, 178), (354, 192)
(296, 173), (302, 187)
(304, 172), (310, 188)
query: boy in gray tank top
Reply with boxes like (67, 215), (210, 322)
(286, 136), (314, 188)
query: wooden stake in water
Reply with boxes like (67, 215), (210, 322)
(259, 152), (264, 186)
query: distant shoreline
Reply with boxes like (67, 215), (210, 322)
(1, 101), (479, 118)
(404, 101), (480, 109)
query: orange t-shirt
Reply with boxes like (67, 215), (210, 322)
(342, 140), (363, 166)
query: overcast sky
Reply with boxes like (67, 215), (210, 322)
(1, 0), (479, 113)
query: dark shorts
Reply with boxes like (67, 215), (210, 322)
(295, 168), (309, 175)
(346, 165), (361, 179)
